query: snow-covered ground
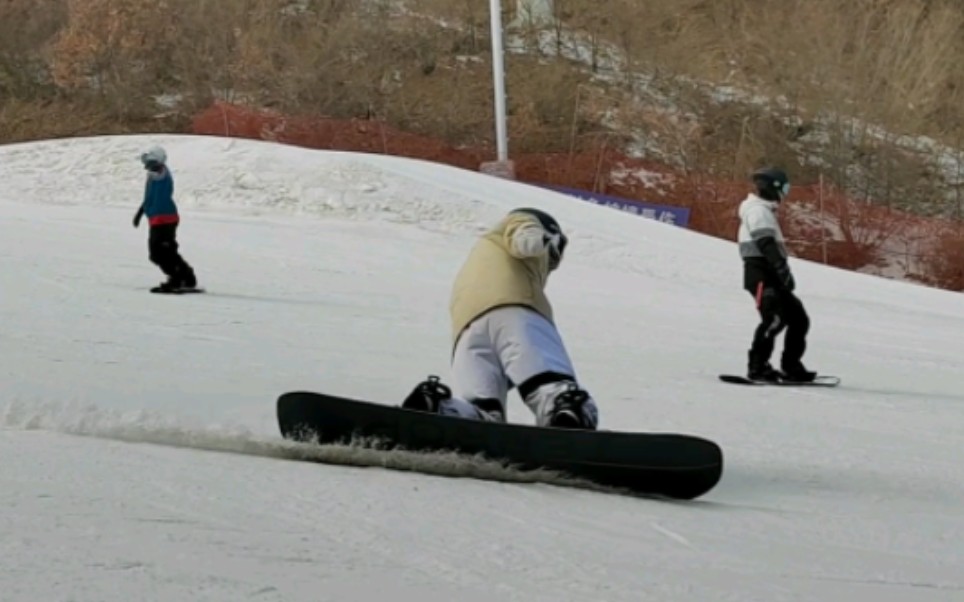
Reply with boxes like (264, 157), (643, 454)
(1, 134), (963, 601)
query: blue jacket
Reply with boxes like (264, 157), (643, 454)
(141, 167), (179, 226)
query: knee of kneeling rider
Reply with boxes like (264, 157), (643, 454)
(517, 371), (575, 401)
(470, 397), (506, 421)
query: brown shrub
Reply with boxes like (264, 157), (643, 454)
(912, 224), (964, 291)
(0, 96), (184, 143)
(0, 0), (67, 98)
(813, 189), (905, 270)
(191, 101), (488, 169)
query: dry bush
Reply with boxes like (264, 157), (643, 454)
(50, 0), (175, 89)
(294, 14), (455, 118)
(0, 0), (67, 98)
(915, 226), (964, 291)
(601, 0), (964, 142)
(814, 191), (907, 270)
(817, 0), (964, 136)
(814, 118), (948, 214)
(45, 0), (371, 116)
(504, 59), (595, 152)
(405, 0), (483, 23)
(47, 0), (186, 119)
(0, 97), (183, 143)
(0, 0), (67, 54)
(163, 0), (604, 153)
(161, 0), (260, 113)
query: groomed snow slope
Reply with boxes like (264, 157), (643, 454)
(1, 134), (962, 601)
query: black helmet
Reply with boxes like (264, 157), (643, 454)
(752, 167), (790, 201)
(510, 207), (567, 269)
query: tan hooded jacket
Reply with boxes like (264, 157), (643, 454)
(449, 211), (555, 347)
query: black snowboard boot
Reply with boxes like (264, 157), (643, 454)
(180, 267), (198, 289)
(545, 383), (597, 430)
(781, 361), (817, 383)
(747, 354), (782, 383)
(154, 278), (180, 293)
(401, 375), (451, 413)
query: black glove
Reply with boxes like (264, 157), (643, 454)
(775, 263), (795, 291)
(757, 235), (795, 291)
(542, 230), (567, 271)
(133, 208), (144, 228)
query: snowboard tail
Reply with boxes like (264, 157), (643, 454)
(277, 391), (723, 500)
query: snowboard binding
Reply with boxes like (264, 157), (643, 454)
(401, 375), (452, 413)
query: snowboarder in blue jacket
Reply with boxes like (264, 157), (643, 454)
(133, 146), (198, 292)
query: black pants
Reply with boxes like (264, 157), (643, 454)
(746, 282), (810, 369)
(148, 224), (194, 284)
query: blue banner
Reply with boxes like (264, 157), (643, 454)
(538, 184), (690, 228)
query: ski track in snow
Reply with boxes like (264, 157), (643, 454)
(1, 134), (963, 601)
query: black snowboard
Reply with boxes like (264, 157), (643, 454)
(277, 390), (724, 500)
(719, 374), (840, 387)
(150, 286), (205, 295)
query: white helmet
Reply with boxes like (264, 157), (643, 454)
(140, 145), (167, 166)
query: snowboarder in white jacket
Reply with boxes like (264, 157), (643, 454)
(738, 167), (816, 383)
(402, 208), (599, 430)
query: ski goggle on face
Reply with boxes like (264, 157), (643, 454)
(777, 181), (791, 198)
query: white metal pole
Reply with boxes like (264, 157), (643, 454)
(489, 0), (509, 161)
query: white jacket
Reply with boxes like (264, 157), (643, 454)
(737, 193), (787, 262)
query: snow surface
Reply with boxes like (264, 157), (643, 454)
(1, 134), (963, 601)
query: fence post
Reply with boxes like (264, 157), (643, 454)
(820, 172), (828, 264)
(220, 103), (230, 137)
(566, 85), (581, 181)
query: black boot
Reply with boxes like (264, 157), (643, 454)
(154, 277), (180, 293)
(748, 351), (782, 382)
(401, 375), (451, 413)
(781, 361), (816, 382)
(180, 267), (198, 289)
(546, 383), (596, 430)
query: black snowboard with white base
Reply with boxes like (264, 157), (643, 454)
(719, 373), (840, 387)
(150, 285), (205, 295)
(277, 387), (724, 500)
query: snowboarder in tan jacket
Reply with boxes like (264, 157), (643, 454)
(402, 208), (599, 430)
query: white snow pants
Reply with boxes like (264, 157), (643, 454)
(439, 306), (599, 427)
